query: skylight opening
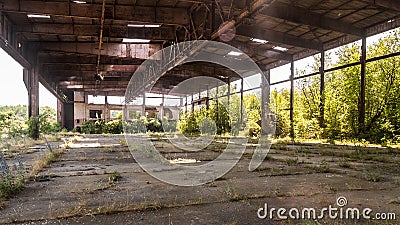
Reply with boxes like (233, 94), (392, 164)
(127, 24), (161, 28)
(27, 14), (51, 19)
(122, 38), (151, 43)
(227, 51), (243, 56)
(273, 46), (288, 52)
(251, 38), (268, 44)
(73, 0), (87, 3)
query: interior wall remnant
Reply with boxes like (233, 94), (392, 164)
(74, 91), (86, 128)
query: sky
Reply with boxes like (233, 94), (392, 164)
(0, 28), (395, 110)
(0, 48), (57, 109)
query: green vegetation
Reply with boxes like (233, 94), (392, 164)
(0, 153), (25, 205)
(0, 105), (60, 140)
(178, 93), (261, 137)
(1, 32), (400, 147)
(271, 30), (400, 144)
(108, 171), (122, 184)
(80, 116), (178, 134)
(30, 149), (63, 176)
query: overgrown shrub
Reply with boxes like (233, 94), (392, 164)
(178, 112), (200, 135)
(146, 118), (162, 132)
(161, 118), (177, 133)
(0, 111), (27, 138)
(102, 120), (123, 134)
(123, 117), (147, 133)
(81, 120), (105, 134)
(27, 116), (39, 139)
(38, 113), (61, 134)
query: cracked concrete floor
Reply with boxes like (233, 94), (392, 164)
(1, 135), (399, 224)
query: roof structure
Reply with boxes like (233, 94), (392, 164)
(0, 0), (400, 100)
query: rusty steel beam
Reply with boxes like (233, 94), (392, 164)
(261, 2), (365, 37)
(33, 42), (162, 59)
(211, 0), (277, 40)
(43, 64), (139, 73)
(15, 24), (177, 41)
(38, 75), (70, 103)
(237, 25), (323, 51)
(0, 1), (190, 25)
(0, 36), (31, 68)
(59, 81), (130, 86)
(363, 0), (400, 11)
(230, 40), (293, 61)
(38, 54), (146, 65)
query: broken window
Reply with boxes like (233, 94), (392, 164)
(89, 110), (102, 119)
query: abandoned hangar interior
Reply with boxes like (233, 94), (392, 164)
(0, 0), (399, 133)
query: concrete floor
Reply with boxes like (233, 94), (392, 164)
(1, 135), (399, 225)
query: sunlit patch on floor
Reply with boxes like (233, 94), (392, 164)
(169, 158), (200, 164)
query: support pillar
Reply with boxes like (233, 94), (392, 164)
(123, 104), (128, 121)
(358, 37), (367, 134)
(180, 98), (183, 108)
(63, 91), (74, 130)
(25, 67), (39, 139)
(206, 87), (210, 110)
(319, 51), (325, 128)
(142, 93), (146, 117)
(26, 67), (39, 118)
(57, 99), (65, 128)
(290, 61), (295, 140)
(261, 70), (271, 135)
(191, 93), (194, 113)
(216, 85), (219, 128)
(104, 95), (109, 121)
(227, 78), (231, 106)
(240, 78), (244, 124)
(160, 94), (164, 119)
(185, 95), (188, 113)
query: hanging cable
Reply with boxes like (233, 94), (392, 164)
(95, 0), (106, 95)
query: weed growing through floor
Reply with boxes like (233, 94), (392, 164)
(363, 170), (383, 182)
(338, 161), (352, 168)
(104, 146), (117, 153)
(0, 153), (25, 207)
(108, 171), (122, 184)
(274, 187), (285, 197)
(119, 139), (128, 147)
(224, 184), (247, 202)
(285, 157), (299, 165)
(30, 149), (63, 176)
(315, 160), (331, 173)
